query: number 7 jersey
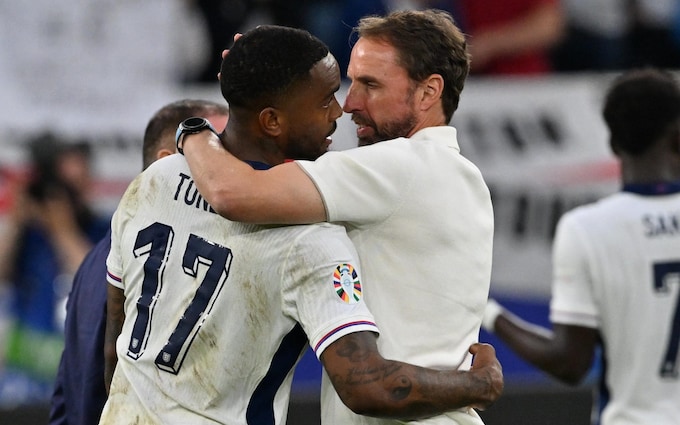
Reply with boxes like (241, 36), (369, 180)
(100, 154), (378, 425)
(549, 185), (680, 425)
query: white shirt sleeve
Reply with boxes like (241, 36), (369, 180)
(549, 213), (600, 328)
(106, 174), (143, 290)
(296, 140), (413, 225)
(106, 202), (125, 290)
(279, 223), (379, 358)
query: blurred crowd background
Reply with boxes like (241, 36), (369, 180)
(0, 0), (679, 423)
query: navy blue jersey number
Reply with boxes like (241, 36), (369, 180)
(126, 222), (233, 374)
(653, 261), (680, 378)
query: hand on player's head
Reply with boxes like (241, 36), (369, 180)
(217, 33), (243, 81)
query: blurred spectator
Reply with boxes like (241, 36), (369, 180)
(301, 0), (389, 78)
(628, 0), (680, 69)
(416, 0), (565, 75)
(191, 0), (255, 83)
(552, 0), (634, 72)
(189, 0), (390, 81)
(552, 0), (680, 72)
(464, 0), (564, 75)
(0, 134), (109, 406)
(263, 0), (389, 78)
(266, 0), (309, 28)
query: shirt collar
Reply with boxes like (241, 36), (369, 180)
(622, 181), (680, 195)
(410, 125), (460, 151)
(245, 160), (271, 170)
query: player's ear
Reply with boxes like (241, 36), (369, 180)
(259, 107), (283, 137)
(419, 74), (444, 111)
(157, 148), (175, 159)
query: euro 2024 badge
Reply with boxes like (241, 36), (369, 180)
(333, 263), (361, 304)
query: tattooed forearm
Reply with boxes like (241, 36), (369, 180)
(328, 363), (414, 409)
(334, 333), (372, 362)
(335, 363), (406, 386)
(331, 333), (409, 391)
(321, 333), (503, 419)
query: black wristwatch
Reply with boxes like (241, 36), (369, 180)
(175, 117), (219, 155)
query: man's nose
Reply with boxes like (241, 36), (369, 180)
(343, 86), (360, 113)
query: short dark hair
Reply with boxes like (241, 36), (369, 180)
(354, 9), (470, 122)
(603, 68), (680, 156)
(220, 25), (330, 110)
(142, 99), (228, 169)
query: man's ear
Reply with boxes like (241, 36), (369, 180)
(157, 148), (175, 159)
(259, 107), (284, 137)
(420, 74), (444, 111)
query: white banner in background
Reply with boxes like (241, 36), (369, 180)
(454, 75), (619, 297)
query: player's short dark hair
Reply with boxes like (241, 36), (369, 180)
(142, 99), (229, 169)
(603, 68), (680, 156)
(354, 9), (470, 122)
(220, 25), (330, 110)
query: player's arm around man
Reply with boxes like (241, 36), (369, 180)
(103, 240), (503, 418)
(102, 284), (502, 421)
(321, 333), (503, 418)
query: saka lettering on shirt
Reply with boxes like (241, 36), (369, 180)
(174, 172), (216, 214)
(643, 212), (680, 237)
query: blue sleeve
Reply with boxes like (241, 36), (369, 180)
(48, 229), (111, 425)
(48, 355), (67, 425)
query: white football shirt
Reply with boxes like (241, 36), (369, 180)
(550, 186), (680, 425)
(298, 126), (494, 425)
(99, 154), (378, 425)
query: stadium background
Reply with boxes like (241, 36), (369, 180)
(0, 73), (614, 424)
(0, 1), (634, 422)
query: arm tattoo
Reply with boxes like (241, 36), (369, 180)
(330, 334), (413, 401)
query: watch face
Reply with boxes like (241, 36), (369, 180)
(183, 117), (208, 130)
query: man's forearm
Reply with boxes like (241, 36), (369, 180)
(322, 333), (503, 419)
(491, 309), (596, 385)
(182, 131), (327, 224)
(364, 361), (500, 419)
(182, 131), (253, 220)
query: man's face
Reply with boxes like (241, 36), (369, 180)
(344, 37), (418, 146)
(284, 53), (343, 160)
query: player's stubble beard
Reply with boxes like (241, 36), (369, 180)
(355, 89), (419, 146)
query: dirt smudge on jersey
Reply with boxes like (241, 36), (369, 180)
(241, 276), (270, 342)
(118, 174), (142, 219)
